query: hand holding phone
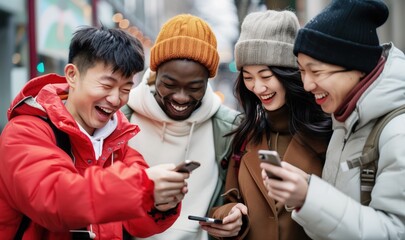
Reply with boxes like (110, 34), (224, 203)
(188, 215), (223, 224)
(174, 160), (201, 173)
(258, 150), (282, 180)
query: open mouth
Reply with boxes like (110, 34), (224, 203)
(96, 106), (113, 116)
(260, 92), (276, 101)
(314, 92), (329, 105)
(170, 103), (189, 112)
(314, 92), (328, 100)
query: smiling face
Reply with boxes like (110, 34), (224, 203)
(297, 53), (364, 114)
(65, 62), (134, 135)
(242, 65), (286, 111)
(154, 59), (209, 121)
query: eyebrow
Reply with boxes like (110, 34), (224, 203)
(242, 68), (271, 74)
(161, 74), (206, 84)
(100, 75), (134, 86)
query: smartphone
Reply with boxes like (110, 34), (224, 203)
(174, 160), (201, 173)
(188, 215), (223, 224)
(70, 230), (96, 239)
(258, 150), (282, 180)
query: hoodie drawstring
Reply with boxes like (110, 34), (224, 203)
(184, 121), (196, 160)
(161, 122), (167, 142)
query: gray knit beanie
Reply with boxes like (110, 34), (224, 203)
(235, 10), (299, 70)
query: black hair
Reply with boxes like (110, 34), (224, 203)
(230, 66), (332, 154)
(68, 25), (144, 78)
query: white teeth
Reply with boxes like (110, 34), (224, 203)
(260, 92), (276, 100)
(100, 107), (113, 114)
(171, 103), (188, 111)
(314, 92), (328, 100)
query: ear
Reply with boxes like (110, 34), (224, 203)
(64, 64), (78, 87)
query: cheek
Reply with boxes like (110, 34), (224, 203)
(277, 91), (286, 105)
(193, 90), (206, 100)
(244, 81), (254, 92)
(120, 93), (130, 105)
(155, 85), (171, 97)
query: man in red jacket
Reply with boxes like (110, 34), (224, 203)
(0, 25), (188, 239)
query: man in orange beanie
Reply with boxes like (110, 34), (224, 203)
(124, 14), (240, 240)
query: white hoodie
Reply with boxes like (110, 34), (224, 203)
(128, 70), (222, 240)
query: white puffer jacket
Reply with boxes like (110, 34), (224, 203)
(293, 43), (405, 239)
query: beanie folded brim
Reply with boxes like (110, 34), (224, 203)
(235, 40), (297, 70)
(150, 36), (219, 78)
(293, 28), (382, 73)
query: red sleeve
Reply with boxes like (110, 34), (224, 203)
(0, 116), (164, 231)
(123, 191), (181, 238)
(121, 147), (181, 237)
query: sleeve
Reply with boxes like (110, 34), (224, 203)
(0, 116), (177, 232)
(292, 118), (405, 240)
(209, 154), (250, 240)
(122, 148), (180, 237)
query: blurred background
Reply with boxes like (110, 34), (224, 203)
(0, 0), (404, 131)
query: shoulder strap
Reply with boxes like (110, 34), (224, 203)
(13, 215), (29, 240)
(46, 118), (73, 159)
(344, 105), (405, 205)
(14, 117), (73, 240)
(232, 140), (248, 176)
(120, 104), (134, 121)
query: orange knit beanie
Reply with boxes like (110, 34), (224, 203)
(150, 14), (219, 78)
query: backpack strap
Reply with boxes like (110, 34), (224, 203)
(46, 118), (73, 159)
(14, 117), (73, 240)
(342, 105), (405, 205)
(232, 140), (248, 176)
(120, 104), (134, 121)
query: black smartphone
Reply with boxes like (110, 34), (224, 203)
(70, 230), (96, 239)
(174, 160), (201, 173)
(258, 150), (282, 180)
(188, 215), (223, 224)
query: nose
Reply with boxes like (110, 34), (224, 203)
(252, 80), (267, 94)
(106, 89), (121, 107)
(302, 75), (316, 92)
(172, 88), (190, 104)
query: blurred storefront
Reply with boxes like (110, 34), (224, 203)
(0, 0), (404, 131)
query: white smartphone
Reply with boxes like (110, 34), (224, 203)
(258, 150), (282, 180)
(188, 215), (223, 224)
(174, 160), (201, 173)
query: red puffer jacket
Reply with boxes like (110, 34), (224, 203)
(0, 74), (179, 239)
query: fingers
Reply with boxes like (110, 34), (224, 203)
(146, 164), (191, 211)
(200, 221), (242, 238)
(223, 204), (246, 224)
(281, 161), (308, 178)
(260, 162), (283, 180)
(262, 170), (308, 207)
(233, 203), (248, 215)
(201, 204), (246, 237)
(153, 178), (188, 192)
(154, 198), (179, 211)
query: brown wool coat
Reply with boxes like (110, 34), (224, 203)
(210, 109), (328, 240)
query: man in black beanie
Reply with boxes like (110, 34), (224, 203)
(261, 0), (405, 239)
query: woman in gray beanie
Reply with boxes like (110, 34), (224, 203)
(201, 9), (332, 240)
(262, 0), (405, 239)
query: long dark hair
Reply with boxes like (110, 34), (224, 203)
(230, 66), (332, 154)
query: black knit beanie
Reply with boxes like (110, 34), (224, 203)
(294, 0), (389, 74)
